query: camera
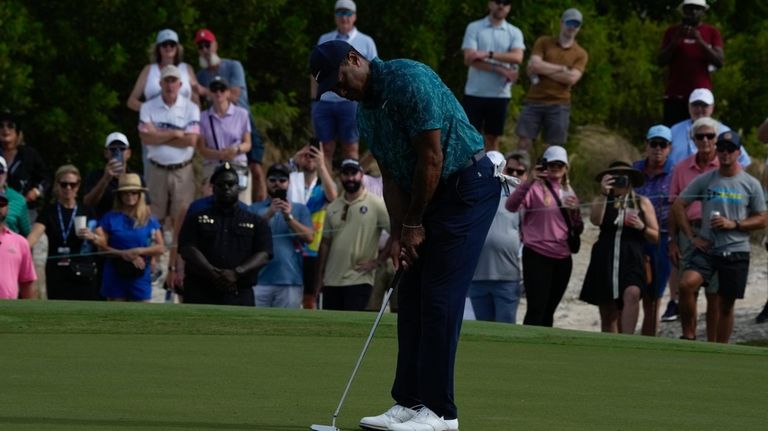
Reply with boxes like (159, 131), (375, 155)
(682, 15), (698, 27)
(309, 137), (321, 149)
(273, 188), (287, 201)
(612, 175), (629, 188)
(536, 157), (547, 170)
(111, 147), (124, 163)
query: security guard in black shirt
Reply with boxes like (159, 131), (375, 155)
(179, 163), (272, 305)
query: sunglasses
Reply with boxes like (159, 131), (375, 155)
(565, 19), (581, 28)
(197, 42), (211, 50)
(159, 41), (177, 48)
(547, 161), (566, 169)
(715, 142), (739, 153)
(493, 0), (512, 5)
(335, 9), (354, 17)
(0, 121), (16, 130)
(694, 133), (716, 141)
(210, 86), (228, 93)
(267, 177), (288, 184)
(648, 139), (669, 149)
(59, 181), (80, 189)
(506, 168), (527, 176)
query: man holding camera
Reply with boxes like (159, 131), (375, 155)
(250, 163), (313, 308)
(658, 0), (724, 126)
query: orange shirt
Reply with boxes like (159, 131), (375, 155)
(525, 36), (588, 105)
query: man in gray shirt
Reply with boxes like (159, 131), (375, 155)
(672, 131), (768, 343)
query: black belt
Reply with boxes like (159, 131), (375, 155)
(462, 150), (486, 168)
(150, 159), (192, 170)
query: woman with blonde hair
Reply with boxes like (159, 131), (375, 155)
(28, 164), (100, 300)
(94, 173), (165, 301)
(580, 161), (659, 334)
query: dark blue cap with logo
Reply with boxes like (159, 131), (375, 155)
(309, 40), (353, 99)
(716, 130), (741, 148)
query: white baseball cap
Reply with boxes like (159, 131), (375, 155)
(689, 88), (714, 105)
(680, 0), (709, 10)
(155, 29), (179, 44)
(105, 132), (130, 148)
(543, 145), (569, 165)
(335, 0), (356, 12)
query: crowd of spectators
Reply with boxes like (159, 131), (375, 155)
(1, 0), (767, 345)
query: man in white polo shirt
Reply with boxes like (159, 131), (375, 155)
(138, 64), (200, 224)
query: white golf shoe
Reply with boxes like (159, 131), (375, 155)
(387, 406), (459, 431)
(359, 404), (418, 430)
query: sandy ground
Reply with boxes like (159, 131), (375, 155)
(466, 218), (768, 343)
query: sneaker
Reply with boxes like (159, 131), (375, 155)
(756, 302), (768, 324)
(359, 405), (418, 430)
(660, 300), (679, 322)
(388, 406), (459, 431)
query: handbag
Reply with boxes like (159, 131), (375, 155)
(543, 180), (583, 254)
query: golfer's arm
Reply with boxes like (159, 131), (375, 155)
(381, 165), (408, 239)
(404, 129), (443, 227)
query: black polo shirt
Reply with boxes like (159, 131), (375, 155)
(179, 203), (272, 305)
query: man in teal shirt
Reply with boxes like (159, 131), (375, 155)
(311, 40), (500, 431)
(0, 156), (30, 236)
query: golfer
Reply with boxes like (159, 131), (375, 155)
(310, 40), (500, 431)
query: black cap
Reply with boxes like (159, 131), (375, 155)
(340, 159), (363, 172)
(0, 109), (19, 131)
(309, 40), (353, 99)
(208, 76), (229, 91)
(210, 162), (238, 184)
(267, 163), (291, 179)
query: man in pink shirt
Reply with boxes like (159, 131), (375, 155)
(0, 190), (37, 299)
(668, 116), (720, 340)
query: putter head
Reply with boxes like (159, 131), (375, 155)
(310, 425), (340, 431)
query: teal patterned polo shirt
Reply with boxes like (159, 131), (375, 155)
(358, 58), (483, 191)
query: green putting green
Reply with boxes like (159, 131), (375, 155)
(1, 301), (766, 430)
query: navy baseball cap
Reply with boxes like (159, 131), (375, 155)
(310, 40), (353, 98)
(716, 130), (741, 148)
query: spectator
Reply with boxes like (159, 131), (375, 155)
(0, 189), (36, 299)
(138, 64), (199, 233)
(0, 156), (30, 236)
(668, 116), (722, 340)
(197, 76), (253, 204)
(0, 109), (48, 219)
(179, 163), (272, 306)
(195, 28), (267, 202)
(27, 165), (100, 300)
(311, 0), (378, 165)
(316, 159), (389, 311)
(251, 163), (313, 308)
(658, 0), (724, 126)
(516, 8), (588, 151)
(287, 144), (337, 309)
(83, 132), (146, 220)
(672, 131), (767, 343)
(581, 161), (659, 334)
(461, 0), (525, 151)
(506, 145), (581, 327)
(93, 174), (165, 302)
(668, 88), (750, 167)
(127, 29), (199, 111)
(469, 150), (528, 323)
(633, 125), (675, 335)
(310, 40), (500, 429)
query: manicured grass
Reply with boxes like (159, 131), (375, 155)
(1, 301), (767, 430)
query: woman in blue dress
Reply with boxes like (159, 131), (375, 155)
(94, 173), (165, 301)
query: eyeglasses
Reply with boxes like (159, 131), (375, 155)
(197, 42), (211, 50)
(694, 133), (716, 141)
(506, 168), (527, 176)
(715, 142), (739, 153)
(335, 9), (354, 17)
(159, 41), (177, 48)
(565, 20), (581, 28)
(59, 181), (80, 189)
(547, 161), (566, 169)
(267, 177), (288, 184)
(0, 121), (16, 130)
(648, 140), (669, 149)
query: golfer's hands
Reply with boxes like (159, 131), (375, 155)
(399, 225), (425, 269)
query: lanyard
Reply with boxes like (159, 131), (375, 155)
(57, 202), (77, 244)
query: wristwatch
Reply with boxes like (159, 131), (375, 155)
(284, 213), (295, 222)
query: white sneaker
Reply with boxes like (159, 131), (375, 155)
(359, 405), (418, 430)
(387, 406), (459, 431)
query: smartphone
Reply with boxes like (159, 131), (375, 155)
(110, 147), (125, 174)
(613, 175), (629, 188)
(273, 188), (287, 201)
(309, 138), (320, 149)
(535, 157), (547, 171)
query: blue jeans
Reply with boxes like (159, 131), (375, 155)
(253, 285), (302, 308)
(392, 155), (500, 420)
(469, 280), (521, 323)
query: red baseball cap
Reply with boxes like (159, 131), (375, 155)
(195, 29), (217, 44)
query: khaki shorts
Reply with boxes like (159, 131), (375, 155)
(678, 227), (719, 294)
(146, 162), (195, 221)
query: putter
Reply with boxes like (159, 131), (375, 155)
(310, 267), (404, 431)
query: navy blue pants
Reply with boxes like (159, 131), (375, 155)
(391, 156), (499, 420)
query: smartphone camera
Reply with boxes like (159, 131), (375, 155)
(273, 188), (288, 201)
(309, 138), (320, 149)
(536, 157), (547, 170)
(612, 175), (629, 188)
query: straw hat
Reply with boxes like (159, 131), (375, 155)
(116, 173), (147, 192)
(594, 161), (645, 188)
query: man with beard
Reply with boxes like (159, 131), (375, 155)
(194, 28), (266, 202)
(250, 163), (313, 308)
(316, 159), (389, 311)
(178, 163), (272, 306)
(0, 190), (37, 299)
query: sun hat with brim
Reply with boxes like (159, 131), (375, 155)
(116, 173), (147, 192)
(594, 161), (645, 188)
